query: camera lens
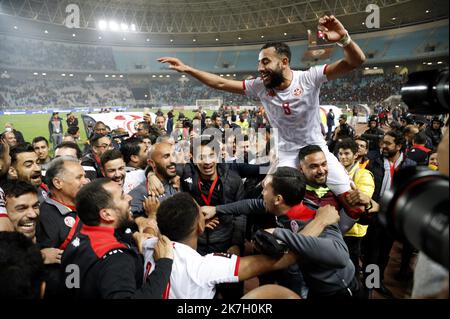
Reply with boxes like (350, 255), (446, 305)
(380, 166), (449, 269)
(401, 69), (449, 114)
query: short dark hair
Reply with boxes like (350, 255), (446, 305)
(31, 136), (48, 147)
(55, 141), (82, 159)
(10, 143), (35, 165)
(67, 126), (79, 135)
(3, 180), (37, 199)
(355, 137), (369, 149)
(413, 132), (428, 145)
(138, 121), (150, 131)
(75, 178), (113, 226)
(0, 231), (45, 299)
(89, 133), (107, 146)
(190, 136), (221, 160)
(385, 130), (406, 147)
(298, 145), (323, 163)
(271, 167), (306, 206)
(211, 114), (221, 122)
(157, 192), (199, 242)
(94, 121), (106, 129)
(336, 138), (359, 155)
(45, 156), (80, 191)
(120, 137), (143, 165)
(261, 42), (291, 62)
(101, 149), (124, 168)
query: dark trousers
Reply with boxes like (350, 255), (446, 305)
(344, 236), (362, 276)
(326, 125), (333, 140)
(361, 217), (393, 282)
(307, 275), (365, 300)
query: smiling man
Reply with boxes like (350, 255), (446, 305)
(8, 143), (48, 203)
(4, 180), (40, 239)
(101, 149), (127, 188)
(129, 140), (179, 216)
(36, 156), (89, 250)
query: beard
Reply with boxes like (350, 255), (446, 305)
(263, 68), (285, 89)
(155, 161), (177, 179)
(382, 148), (398, 159)
(116, 209), (132, 230)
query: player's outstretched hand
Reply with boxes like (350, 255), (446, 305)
(158, 57), (191, 73)
(318, 15), (347, 43)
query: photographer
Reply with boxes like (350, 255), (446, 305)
(363, 130), (417, 298)
(329, 114), (355, 153)
(361, 115), (384, 160)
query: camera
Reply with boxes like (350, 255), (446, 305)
(379, 69), (449, 270)
(401, 68), (448, 115)
(110, 133), (130, 140)
(379, 159), (449, 270)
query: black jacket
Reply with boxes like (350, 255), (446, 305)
(362, 127), (384, 152)
(424, 127), (443, 148)
(36, 197), (82, 298)
(181, 162), (246, 254)
(367, 154), (417, 202)
(36, 197), (79, 249)
(60, 225), (172, 299)
(81, 153), (104, 179)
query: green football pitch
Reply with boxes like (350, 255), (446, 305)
(0, 109), (210, 144)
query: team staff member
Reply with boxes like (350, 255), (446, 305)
(37, 156), (89, 249)
(60, 178), (173, 299)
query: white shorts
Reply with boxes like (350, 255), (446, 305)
(277, 146), (351, 195)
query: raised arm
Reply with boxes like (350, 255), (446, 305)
(158, 57), (245, 94)
(318, 15), (366, 81)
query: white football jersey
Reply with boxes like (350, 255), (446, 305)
(244, 65), (328, 152)
(143, 240), (240, 299)
(0, 186), (7, 217)
(123, 169), (146, 194)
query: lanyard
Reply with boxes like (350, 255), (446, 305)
(197, 175), (219, 206)
(50, 196), (76, 211)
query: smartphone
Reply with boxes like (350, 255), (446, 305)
(143, 107), (150, 115)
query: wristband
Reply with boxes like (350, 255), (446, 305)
(337, 31), (352, 47)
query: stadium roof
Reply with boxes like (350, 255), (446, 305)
(0, 0), (448, 46)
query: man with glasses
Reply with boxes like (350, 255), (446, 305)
(354, 137), (370, 169)
(81, 134), (112, 179)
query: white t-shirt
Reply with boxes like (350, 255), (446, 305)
(244, 65), (328, 152)
(143, 240), (240, 299)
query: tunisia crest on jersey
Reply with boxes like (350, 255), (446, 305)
(293, 87), (302, 97)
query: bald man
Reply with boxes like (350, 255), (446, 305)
(128, 140), (179, 217)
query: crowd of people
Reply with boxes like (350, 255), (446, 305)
(0, 73), (404, 110)
(0, 79), (135, 109)
(320, 72), (405, 105)
(1, 104), (447, 300)
(0, 15), (448, 301)
(0, 35), (115, 70)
